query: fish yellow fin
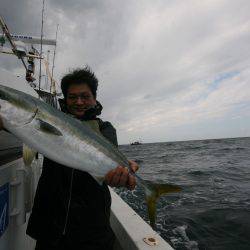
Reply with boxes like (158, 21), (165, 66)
(144, 181), (181, 229)
(23, 144), (37, 166)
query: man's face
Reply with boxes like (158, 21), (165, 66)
(66, 83), (96, 118)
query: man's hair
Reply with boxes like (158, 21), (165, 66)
(61, 66), (98, 98)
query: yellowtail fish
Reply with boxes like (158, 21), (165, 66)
(0, 84), (181, 228)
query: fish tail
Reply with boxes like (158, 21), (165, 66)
(142, 180), (181, 229)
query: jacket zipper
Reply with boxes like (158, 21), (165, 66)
(62, 168), (74, 235)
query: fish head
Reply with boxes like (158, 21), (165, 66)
(0, 85), (37, 128)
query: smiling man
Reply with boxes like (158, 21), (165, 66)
(66, 83), (96, 117)
(25, 66), (139, 250)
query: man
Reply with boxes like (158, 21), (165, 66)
(0, 66), (139, 250)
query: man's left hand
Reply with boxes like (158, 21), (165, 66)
(105, 160), (139, 190)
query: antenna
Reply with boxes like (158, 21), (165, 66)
(45, 49), (50, 89)
(50, 24), (59, 94)
(38, 0), (45, 93)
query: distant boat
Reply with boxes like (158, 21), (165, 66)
(130, 141), (142, 145)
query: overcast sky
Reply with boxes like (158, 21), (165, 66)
(1, 0), (250, 144)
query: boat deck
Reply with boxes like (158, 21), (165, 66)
(0, 150), (173, 250)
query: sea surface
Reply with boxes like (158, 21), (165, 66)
(116, 137), (250, 250)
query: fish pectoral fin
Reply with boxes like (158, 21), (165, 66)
(35, 118), (62, 136)
(23, 144), (37, 166)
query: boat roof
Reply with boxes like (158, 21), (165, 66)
(0, 68), (38, 97)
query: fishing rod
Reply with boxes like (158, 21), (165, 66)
(0, 46), (42, 59)
(0, 16), (28, 71)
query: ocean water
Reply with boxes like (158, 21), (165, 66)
(116, 137), (250, 250)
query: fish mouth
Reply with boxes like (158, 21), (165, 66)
(0, 85), (38, 127)
(14, 107), (39, 128)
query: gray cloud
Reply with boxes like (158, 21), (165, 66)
(1, 0), (250, 143)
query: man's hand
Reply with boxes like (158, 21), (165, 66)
(105, 160), (139, 190)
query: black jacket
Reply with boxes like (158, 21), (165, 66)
(26, 108), (118, 249)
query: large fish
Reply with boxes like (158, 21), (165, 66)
(0, 84), (181, 228)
